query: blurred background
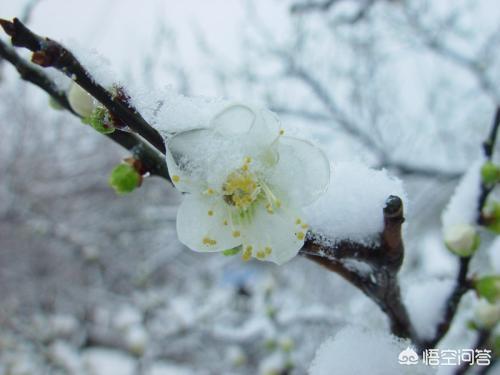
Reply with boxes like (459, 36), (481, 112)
(1, 0), (499, 374)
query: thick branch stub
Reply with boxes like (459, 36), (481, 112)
(301, 195), (416, 341)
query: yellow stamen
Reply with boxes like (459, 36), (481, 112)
(208, 210), (214, 216)
(232, 230), (241, 238)
(279, 129), (285, 135)
(295, 218), (302, 225)
(296, 232), (305, 241)
(205, 188), (215, 195)
(256, 251), (265, 259)
(244, 156), (252, 164)
(265, 246), (272, 255)
(202, 237), (217, 246)
(301, 223), (309, 229)
(223, 220), (228, 226)
(242, 246), (252, 262)
(172, 175), (180, 183)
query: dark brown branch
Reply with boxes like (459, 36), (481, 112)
(301, 195), (417, 341)
(421, 257), (472, 350)
(0, 38), (169, 180)
(0, 17), (166, 154)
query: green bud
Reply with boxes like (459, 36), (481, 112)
(84, 106), (115, 134)
(264, 339), (277, 351)
(280, 338), (294, 352)
(481, 162), (500, 186)
(475, 275), (500, 303)
(109, 164), (141, 195)
(481, 161), (500, 185)
(223, 247), (242, 256)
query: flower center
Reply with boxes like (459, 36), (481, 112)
(222, 157), (281, 216)
(223, 169), (261, 210)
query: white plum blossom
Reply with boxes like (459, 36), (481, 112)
(67, 82), (96, 118)
(165, 104), (330, 264)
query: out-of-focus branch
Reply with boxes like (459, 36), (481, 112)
(0, 37), (169, 179)
(290, 66), (462, 179)
(300, 195), (417, 341)
(290, 0), (341, 13)
(403, 8), (499, 102)
(291, 0), (378, 24)
(0, 17), (166, 154)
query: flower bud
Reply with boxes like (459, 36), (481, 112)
(481, 162), (500, 186)
(67, 82), (95, 118)
(474, 299), (500, 328)
(475, 275), (500, 303)
(87, 106), (115, 134)
(444, 224), (480, 257)
(109, 164), (141, 195)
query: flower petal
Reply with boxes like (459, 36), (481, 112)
(240, 202), (305, 265)
(211, 104), (256, 135)
(165, 128), (240, 191)
(268, 136), (330, 206)
(210, 104), (280, 147)
(176, 195), (242, 252)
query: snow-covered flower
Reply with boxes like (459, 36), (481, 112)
(165, 104), (330, 264)
(443, 224), (480, 257)
(67, 82), (96, 118)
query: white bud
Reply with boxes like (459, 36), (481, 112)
(443, 224), (479, 257)
(125, 325), (148, 356)
(474, 299), (500, 328)
(67, 82), (95, 118)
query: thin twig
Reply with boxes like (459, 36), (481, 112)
(0, 38), (169, 179)
(0, 17), (166, 154)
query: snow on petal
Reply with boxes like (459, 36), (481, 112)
(239, 202), (305, 265)
(268, 136), (330, 206)
(176, 195), (241, 252)
(210, 103), (256, 135)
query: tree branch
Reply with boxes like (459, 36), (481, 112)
(423, 107), (500, 350)
(0, 38), (169, 180)
(300, 195), (417, 341)
(0, 17), (166, 154)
